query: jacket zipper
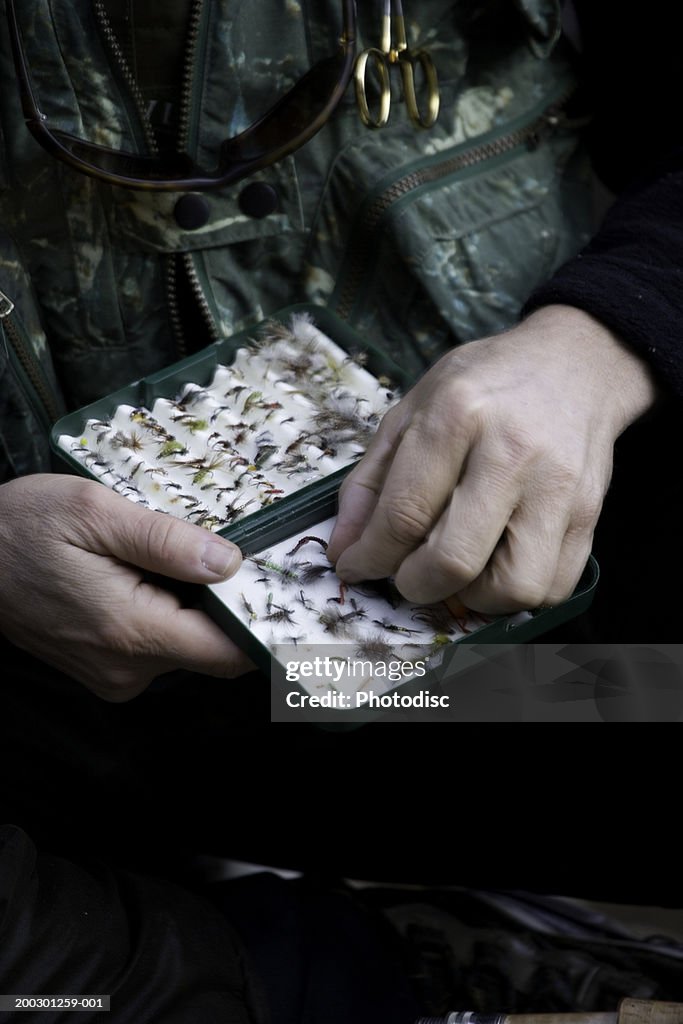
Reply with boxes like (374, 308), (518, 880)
(182, 252), (221, 343)
(92, 0), (159, 156)
(168, 0), (221, 355)
(332, 85), (577, 322)
(95, 0), (219, 356)
(0, 290), (60, 431)
(165, 256), (186, 358)
(165, 250), (221, 360)
(177, 0), (206, 155)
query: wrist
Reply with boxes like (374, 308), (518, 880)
(521, 304), (661, 432)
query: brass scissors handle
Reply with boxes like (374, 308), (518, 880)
(400, 48), (440, 129)
(354, 0), (440, 129)
(354, 46), (392, 128)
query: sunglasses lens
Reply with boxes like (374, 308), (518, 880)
(220, 50), (351, 167)
(50, 132), (193, 181)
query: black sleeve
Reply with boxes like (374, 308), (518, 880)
(523, 149), (683, 397)
(523, 1), (683, 397)
(0, 824), (267, 1024)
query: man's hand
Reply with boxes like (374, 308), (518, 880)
(328, 305), (659, 614)
(0, 474), (253, 700)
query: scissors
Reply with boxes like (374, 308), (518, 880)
(354, 0), (440, 129)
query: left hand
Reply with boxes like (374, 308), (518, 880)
(327, 305), (659, 614)
(0, 474), (254, 701)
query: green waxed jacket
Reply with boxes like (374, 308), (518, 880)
(0, 0), (594, 481)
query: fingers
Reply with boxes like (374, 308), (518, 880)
(82, 599), (256, 702)
(327, 412), (401, 562)
(71, 483), (243, 584)
(457, 464), (603, 613)
(543, 514), (597, 608)
(0, 476), (255, 701)
(332, 400), (471, 582)
(393, 440), (525, 604)
(144, 605), (256, 680)
(456, 527), (594, 615)
(453, 502), (568, 615)
(325, 309), (643, 619)
(437, 484), (597, 615)
(333, 391), (606, 614)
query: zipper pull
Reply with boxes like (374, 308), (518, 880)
(527, 89), (592, 151)
(526, 107), (567, 151)
(0, 289), (15, 318)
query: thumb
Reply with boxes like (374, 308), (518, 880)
(83, 488), (243, 583)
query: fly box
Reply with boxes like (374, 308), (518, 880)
(51, 304), (599, 721)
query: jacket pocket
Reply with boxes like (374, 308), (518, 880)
(313, 86), (594, 377)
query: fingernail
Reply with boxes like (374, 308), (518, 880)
(201, 540), (240, 578)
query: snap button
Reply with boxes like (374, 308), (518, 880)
(238, 182), (279, 219)
(174, 194), (211, 230)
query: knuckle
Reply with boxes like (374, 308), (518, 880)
(382, 494), (433, 547)
(516, 581), (548, 610)
(73, 477), (111, 518)
(502, 579), (548, 611)
(545, 579), (575, 606)
(430, 545), (481, 585)
(496, 429), (580, 482)
(546, 552), (592, 606)
(569, 488), (605, 533)
(133, 509), (181, 564)
(569, 504), (599, 535)
(427, 379), (483, 433)
(498, 426), (546, 469)
(545, 456), (584, 492)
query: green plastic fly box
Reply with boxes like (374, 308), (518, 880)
(51, 304), (598, 721)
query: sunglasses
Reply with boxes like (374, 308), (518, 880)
(7, 0), (357, 192)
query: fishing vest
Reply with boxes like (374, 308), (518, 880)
(0, 0), (594, 480)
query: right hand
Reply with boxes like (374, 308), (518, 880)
(0, 474), (253, 701)
(328, 305), (659, 614)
